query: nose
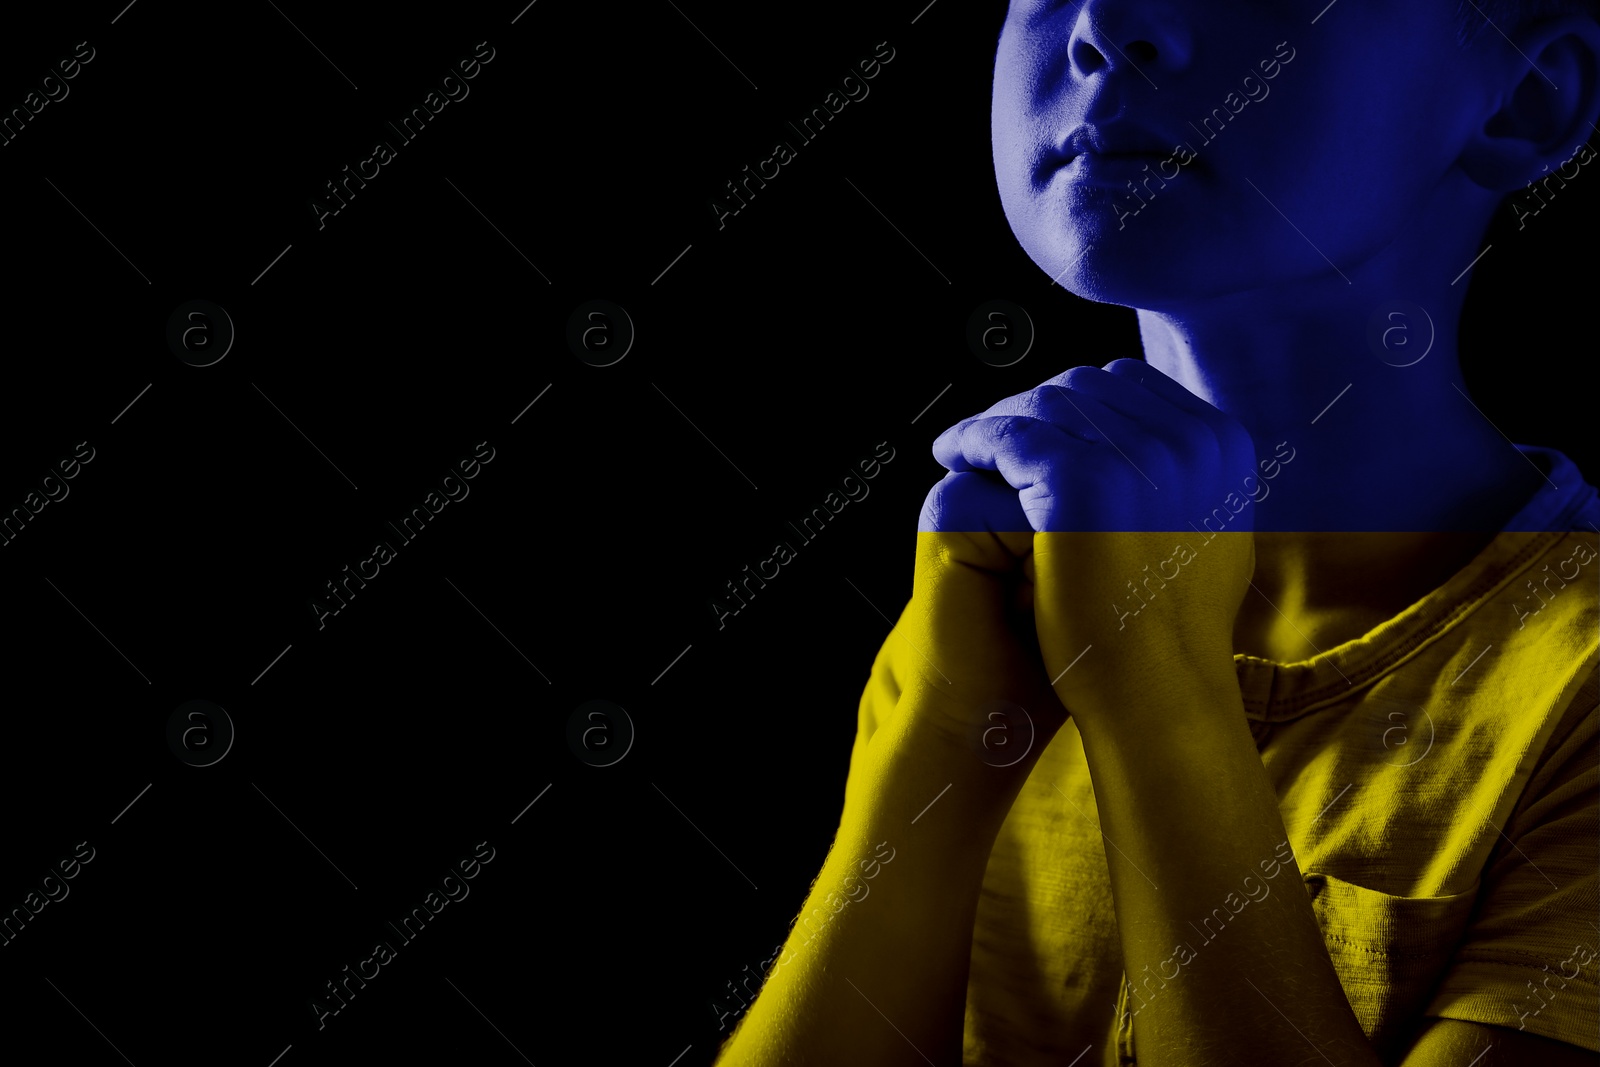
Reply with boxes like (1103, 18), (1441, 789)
(1068, 0), (1193, 79)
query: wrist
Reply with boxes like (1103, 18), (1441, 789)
(904, 671), (1066, 766)
(1066, 657), (1245, 750)
(1062, 633), (1235, 716)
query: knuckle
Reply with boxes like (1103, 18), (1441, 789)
(1060, 365), (1103, 390)
(991, 414), (1029, 441)
(1029, 385), (1063, 417)
(937, 417), (972, 444)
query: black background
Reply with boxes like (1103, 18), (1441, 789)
(0, 2), (1592, 1065)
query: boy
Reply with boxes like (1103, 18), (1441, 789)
(717, 2), (1600, 1064)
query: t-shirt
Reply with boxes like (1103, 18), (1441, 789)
(844, 444), (1600, 1065)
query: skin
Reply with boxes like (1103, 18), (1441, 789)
(715, 2), (1600, 1064)
(990, 0), (1583, 661)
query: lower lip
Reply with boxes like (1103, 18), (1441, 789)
(1058, 153), (1174, 186)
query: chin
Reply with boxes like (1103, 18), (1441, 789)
(1036, 207), (1291, 311)
(1021, 229), (1217, 312)
(1058, 261), (1197, 310)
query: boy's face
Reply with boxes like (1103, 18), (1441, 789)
(992, 1), (1483, 308)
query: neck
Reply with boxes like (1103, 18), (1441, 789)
(1133, 266), (1546, 659)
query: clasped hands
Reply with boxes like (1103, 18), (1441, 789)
(909, 359), (1258, 744)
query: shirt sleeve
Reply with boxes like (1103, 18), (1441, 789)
(1424, 665), (1600, 1051)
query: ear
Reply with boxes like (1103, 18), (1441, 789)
(1459, 13), (1600, 193)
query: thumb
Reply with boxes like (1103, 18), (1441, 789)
(918, 471), (1034, 575)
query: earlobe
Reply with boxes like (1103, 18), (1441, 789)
(1460, 14), (1600, 193)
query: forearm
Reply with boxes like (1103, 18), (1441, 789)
(716, 681), (1054, 1067)
(1075, 677), (1381, 1066)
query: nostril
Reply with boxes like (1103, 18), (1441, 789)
(1072, 38), (1107, 75)
(1125, 40), (1158, 65)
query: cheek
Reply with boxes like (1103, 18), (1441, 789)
(991, 99), (1041, 205)
(1222, 64), (1446, 262)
